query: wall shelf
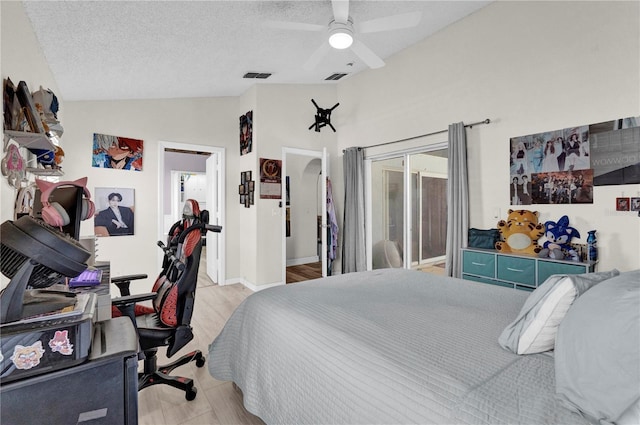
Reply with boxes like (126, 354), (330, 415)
(4, 130), (55, 151)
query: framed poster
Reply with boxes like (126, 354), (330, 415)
(92, 133), (143, 171)
(259, 158), (282, 199)
(616, 197), (630, 211)
(94, 187), (135, 236)
(240, 111), (253, 155)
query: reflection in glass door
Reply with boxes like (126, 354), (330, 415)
(370, 148), (448, 269)
(371, 157), (404, 269)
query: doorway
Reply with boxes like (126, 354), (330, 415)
(158, 142), (225, 285)
(281, 147), (327, 284)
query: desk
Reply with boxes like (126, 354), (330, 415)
(1, 317), (138, 425)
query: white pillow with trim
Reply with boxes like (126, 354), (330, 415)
(498, 269), (620, 355)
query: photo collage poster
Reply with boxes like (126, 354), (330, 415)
(508, 116), (639, 205)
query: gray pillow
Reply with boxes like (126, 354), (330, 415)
(498, 269), (620, 354)
(555, 270), (640, 424)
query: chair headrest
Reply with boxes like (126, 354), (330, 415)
(182, 199), (200, 220)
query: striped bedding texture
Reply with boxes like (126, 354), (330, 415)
(208, 268), (590, 424)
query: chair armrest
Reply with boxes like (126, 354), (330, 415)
(111, 274), (148, 296)
(111, 292), (156, 307)
(112, 292), (156, 325)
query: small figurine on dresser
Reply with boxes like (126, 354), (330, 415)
(538, 215), (581, 261)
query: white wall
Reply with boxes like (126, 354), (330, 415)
(337, 0), (640, 272)
(254, 85), (338, 285)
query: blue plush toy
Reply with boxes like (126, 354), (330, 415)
(539, 215), (581, 261)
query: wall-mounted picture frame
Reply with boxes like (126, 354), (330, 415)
(630, 197), (640, 212)
(94, 187), (135, 236)
(616, 197), (630, 211)
(240, 111), (253, 156)
(239, 170), (255, 207)
(92, 133), (143, 171)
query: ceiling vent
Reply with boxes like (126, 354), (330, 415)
(243, 72), (272, 79)
(325, 73), (348, 81)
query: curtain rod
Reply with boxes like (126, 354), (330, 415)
(344, 118), (491, 152)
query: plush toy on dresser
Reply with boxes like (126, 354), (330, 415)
(538, 215), (581, 261)
(495, 209), (544, 255)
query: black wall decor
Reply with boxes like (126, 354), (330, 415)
(239, 171), (255, 208)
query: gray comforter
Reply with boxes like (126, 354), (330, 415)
(208, 269), (590, 424)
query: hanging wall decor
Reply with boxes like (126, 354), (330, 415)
(94, 187), (135, 236)
(239, 171), (255, 208)
(92, 133), (143, 171)
(507, 116), (640, 205)
(240, 111), (253, 155)
(259, 158), (282, 199)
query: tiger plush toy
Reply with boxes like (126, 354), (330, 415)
(495, 209), (544, 255)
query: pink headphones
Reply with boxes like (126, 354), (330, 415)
(36, 177), (95, 227)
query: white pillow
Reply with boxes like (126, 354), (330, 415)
(516, 276), (575, 354)
(498, 269), (620, 355)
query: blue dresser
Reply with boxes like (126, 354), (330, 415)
(461, 248), (596, 291)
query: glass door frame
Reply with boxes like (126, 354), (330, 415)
(365, 142), (448, 270)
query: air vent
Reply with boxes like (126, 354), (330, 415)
(243, 72), (272, 79)
(325, 73), (348, 81)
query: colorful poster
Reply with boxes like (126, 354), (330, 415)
(92, 133), (143, 171)
(259, 158), (281, 199)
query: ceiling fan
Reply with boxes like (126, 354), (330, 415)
(265, 0), (422, 70)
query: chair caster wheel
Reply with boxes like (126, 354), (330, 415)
(196, 356), (206, 368)
(186, 387), (197, 401)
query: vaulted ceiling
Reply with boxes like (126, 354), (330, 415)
(22, 1), (490, 101)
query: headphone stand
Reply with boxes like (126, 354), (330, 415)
(33, 186), (84, 240)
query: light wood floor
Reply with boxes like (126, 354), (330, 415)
(137, 262), (264, 425)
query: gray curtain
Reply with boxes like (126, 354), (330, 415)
(445, 122), (469, 278)
(342, 147), (366, 273)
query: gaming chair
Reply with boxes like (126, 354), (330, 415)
(111, 200), (221, 401)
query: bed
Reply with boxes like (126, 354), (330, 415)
(208, 268), (640, 425)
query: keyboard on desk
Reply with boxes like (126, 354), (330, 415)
(68, 269), (103, 287)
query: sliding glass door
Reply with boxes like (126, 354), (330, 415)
(369, 146), (448, 270)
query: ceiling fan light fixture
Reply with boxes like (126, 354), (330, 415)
(328, 22), (353, 49)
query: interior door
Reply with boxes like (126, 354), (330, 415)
(206, 154), (218, 283)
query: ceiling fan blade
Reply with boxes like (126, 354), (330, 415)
(263, 20), (325, 32)
(331, 0), (350, 23)
(303, 42), (331, 71)
(357, 11), (422, 33)
(351, 39), (385, 69)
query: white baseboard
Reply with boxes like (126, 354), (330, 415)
(223, 276), (284, 292)
(286, 256), (319, 267)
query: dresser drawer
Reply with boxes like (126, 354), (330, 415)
(497, 255), (536, 286)
(462, 251), (495, 278)
(538, 261), (588, 284)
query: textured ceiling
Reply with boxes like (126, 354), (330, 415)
(22, 1), (490, 101)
